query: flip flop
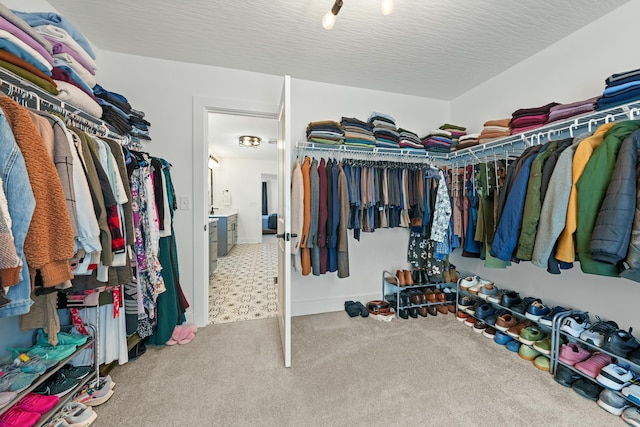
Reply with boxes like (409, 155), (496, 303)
(165, 325), (184, 345)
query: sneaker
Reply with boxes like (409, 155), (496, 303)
(58, 365), (92, 380)
(0, 407), (41, 427)
(525, 301), (551, 321)
(560, 312), (591, 337)
(74, 382), (114, 407)
(14, 355), (57, 375)
(506, 340), (521, 353)
(558, 343), (591, 366)
(483, 309), (506, 327)
(572, 378), (603, 401)
(494, 330), (513, 346)
(575, 352), (613, 378)
(486, 289), (505, 305)
(483, 327), (497, 339)
(602, 328), (640, 358)
(457, 295), (474, 310)
(596, 363), (634, 391)
(622, 384), (640, 406)
(16, 392), (59, 414)
(473, 320), (487, 334)
(533, 337), (551, 355)
(511, 297), (539, 315)
(597, 388), (628, 416)
(621, 407), (640, 426)
(463, 316), (476, 327)
(56, 401), (97, 425)
(554, 364), (581, 387)
(495, 313), (518, 332)
(478, 283), (498, 300)
(456, 311), (469, 322)
(579, 317), (619, 347)
(501, 291), (522, 308)
(468, 278), (492, 296)
(34, 372), (80, 397)
(465, 300), (482, 316)
(474, 303), (494, 320)
(507, 320), (533, 339)
(36, 330), (89, 347)
(533, 355), (550, 372)
(0, 370), (39, 393)
(518, 344), (541, 361)
(519, 326), (546, 345)
(539, 306), (570, 327)
(458, 276), (478, 291)
(12, 344), (78, 361)
(0, 391), (16, 409)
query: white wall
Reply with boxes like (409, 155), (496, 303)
(450, 0), (640, 332)
(215, 157), (277, 243)
(261, 173), (278, 214)
(290, 78), (449, 315)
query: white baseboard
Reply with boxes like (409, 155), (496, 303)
(292, 293), (381, 317)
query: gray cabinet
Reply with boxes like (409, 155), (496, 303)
(209, 219), (218, 275)
(212, 214), (238, 257)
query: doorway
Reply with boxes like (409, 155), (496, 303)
(206, 113), (280, 324)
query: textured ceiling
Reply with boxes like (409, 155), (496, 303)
(207, 114), (278, 161)
(41, 0), (629, 101)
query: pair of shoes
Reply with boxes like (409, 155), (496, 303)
(511, 297), (539, 315)
(0, 369), (40, 393)
(538, 306), (570, 327)
(525, 301), (551, 321)
(474, 303), (494, 320)
(0, 407), (41, 426)
(463, 316), (476, 327)
(572, 378), (603, 401)
(506, 340), (521, 353)
(468, 278), (493, 296)
(495, 313), (518, 332)
(518, 344), (540, 361)
(477, 283), (498, 300)
(597, 388), (629, 416)
(411, 268), (428, 285)
(443, 265), (458, 283)
(166, 324), (198, 345)
(458, 276), (478, 291)
(596, 363), (634, 390)
(456, 311), (469, 322)
(602, 327), (640, 358)
(494, 330), (513, 346)
(533, 355), (549, 371)
(482, 326), (497, 339)
(74, 381), (114, 407)
(519, 326), (546, 346)
(396, 270), (415, 286)
(33, 372), (79, 398)
(473, 320), (487, 334)
(37, 330), (89, 348)
(575, 352), (613, 378)
(560, 312), (591, 337)
(506, 320), (533, 339)
(558, 343), (591, 366)
(398, 309), (409, 319)
(44, 402), (98, 426)
(622, 406), (640, 426)
(555, 364), (581, 387)
(16, 392), (59, 414)
(579, 317), (619, 347)
(501, 291), (522, 307)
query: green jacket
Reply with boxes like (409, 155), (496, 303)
(576, 120), (640, 276)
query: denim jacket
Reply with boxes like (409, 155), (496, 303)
(0, 109), (35, 318)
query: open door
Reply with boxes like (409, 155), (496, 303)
(277, 75), (292, 367)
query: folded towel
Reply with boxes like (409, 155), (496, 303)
(483, 118), (511, 127)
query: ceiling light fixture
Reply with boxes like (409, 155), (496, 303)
(322, 0), (393, 30)
(239, 135), (261, 148)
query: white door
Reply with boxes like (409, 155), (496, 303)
(277, 75), (292, 367)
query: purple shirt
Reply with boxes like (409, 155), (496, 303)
(0, 16), (53, 65)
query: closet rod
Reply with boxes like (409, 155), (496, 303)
(295, 141), (437, 164)
(0, 67), (127, 143)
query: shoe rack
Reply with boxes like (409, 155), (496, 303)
(381, 269), (458, 319)
(550, 310), (640, 411)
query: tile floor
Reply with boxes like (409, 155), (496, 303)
(208, 239), (279, 324)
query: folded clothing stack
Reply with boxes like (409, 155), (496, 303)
(455, 133), (480, 150)
(510, 102), (559, 134)
(93, 83), (151, 140)
(13, 10), (101, 116)
(546, 96), (598, 123)
(398, 128), (422, 149)
(368, 111), (399, 148)
(341, 116), (375, 148)
(0, 6), (57, 94)
(305, 120), (344, 145)
(596, 67), (640, 110)
(420, 129), (453, 153)
(479, 118), (511, 143)
(439, 123), (467, 150)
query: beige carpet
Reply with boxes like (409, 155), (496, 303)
(92, 312), (624, 426)
(209, 242), (278, 324)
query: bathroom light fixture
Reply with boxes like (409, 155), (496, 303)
(322, 0), (393, 30)
(208, 155), (219, 168)
(239, 135), (261, 148)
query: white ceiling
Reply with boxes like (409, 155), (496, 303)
(46, 0), (629, 101)
(207, 113), (278, 161)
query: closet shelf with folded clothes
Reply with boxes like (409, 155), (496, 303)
(0, 66), (128, 145)
(298, 100), (640, 167)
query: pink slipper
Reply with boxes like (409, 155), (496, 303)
(166, 325), (184, 345)
(178, 331), (195, 345)
(182, 324), (198, 335)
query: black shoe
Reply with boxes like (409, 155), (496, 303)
(344, 301), (360, 317)
(511, 297), (539, 315)
(354, 301), (369, 317)
(399, 293), (411, 307)
(385, 294), (397, 308)
(411, 269), (424, 285)
(602, 327), (640, 357)
(571, 378), (602, 401)
(554, 364), (581, 387)
(398, 309), (409, 319)
(501, 291), (522, 307)
(408, 307), (419, 318)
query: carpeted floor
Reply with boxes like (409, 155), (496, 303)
(92, 312), (624, 426)
(208, 241), (278, 324)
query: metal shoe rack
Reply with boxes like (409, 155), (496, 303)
(550, 310), (640, 412)
(381, 270), (459, 318)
